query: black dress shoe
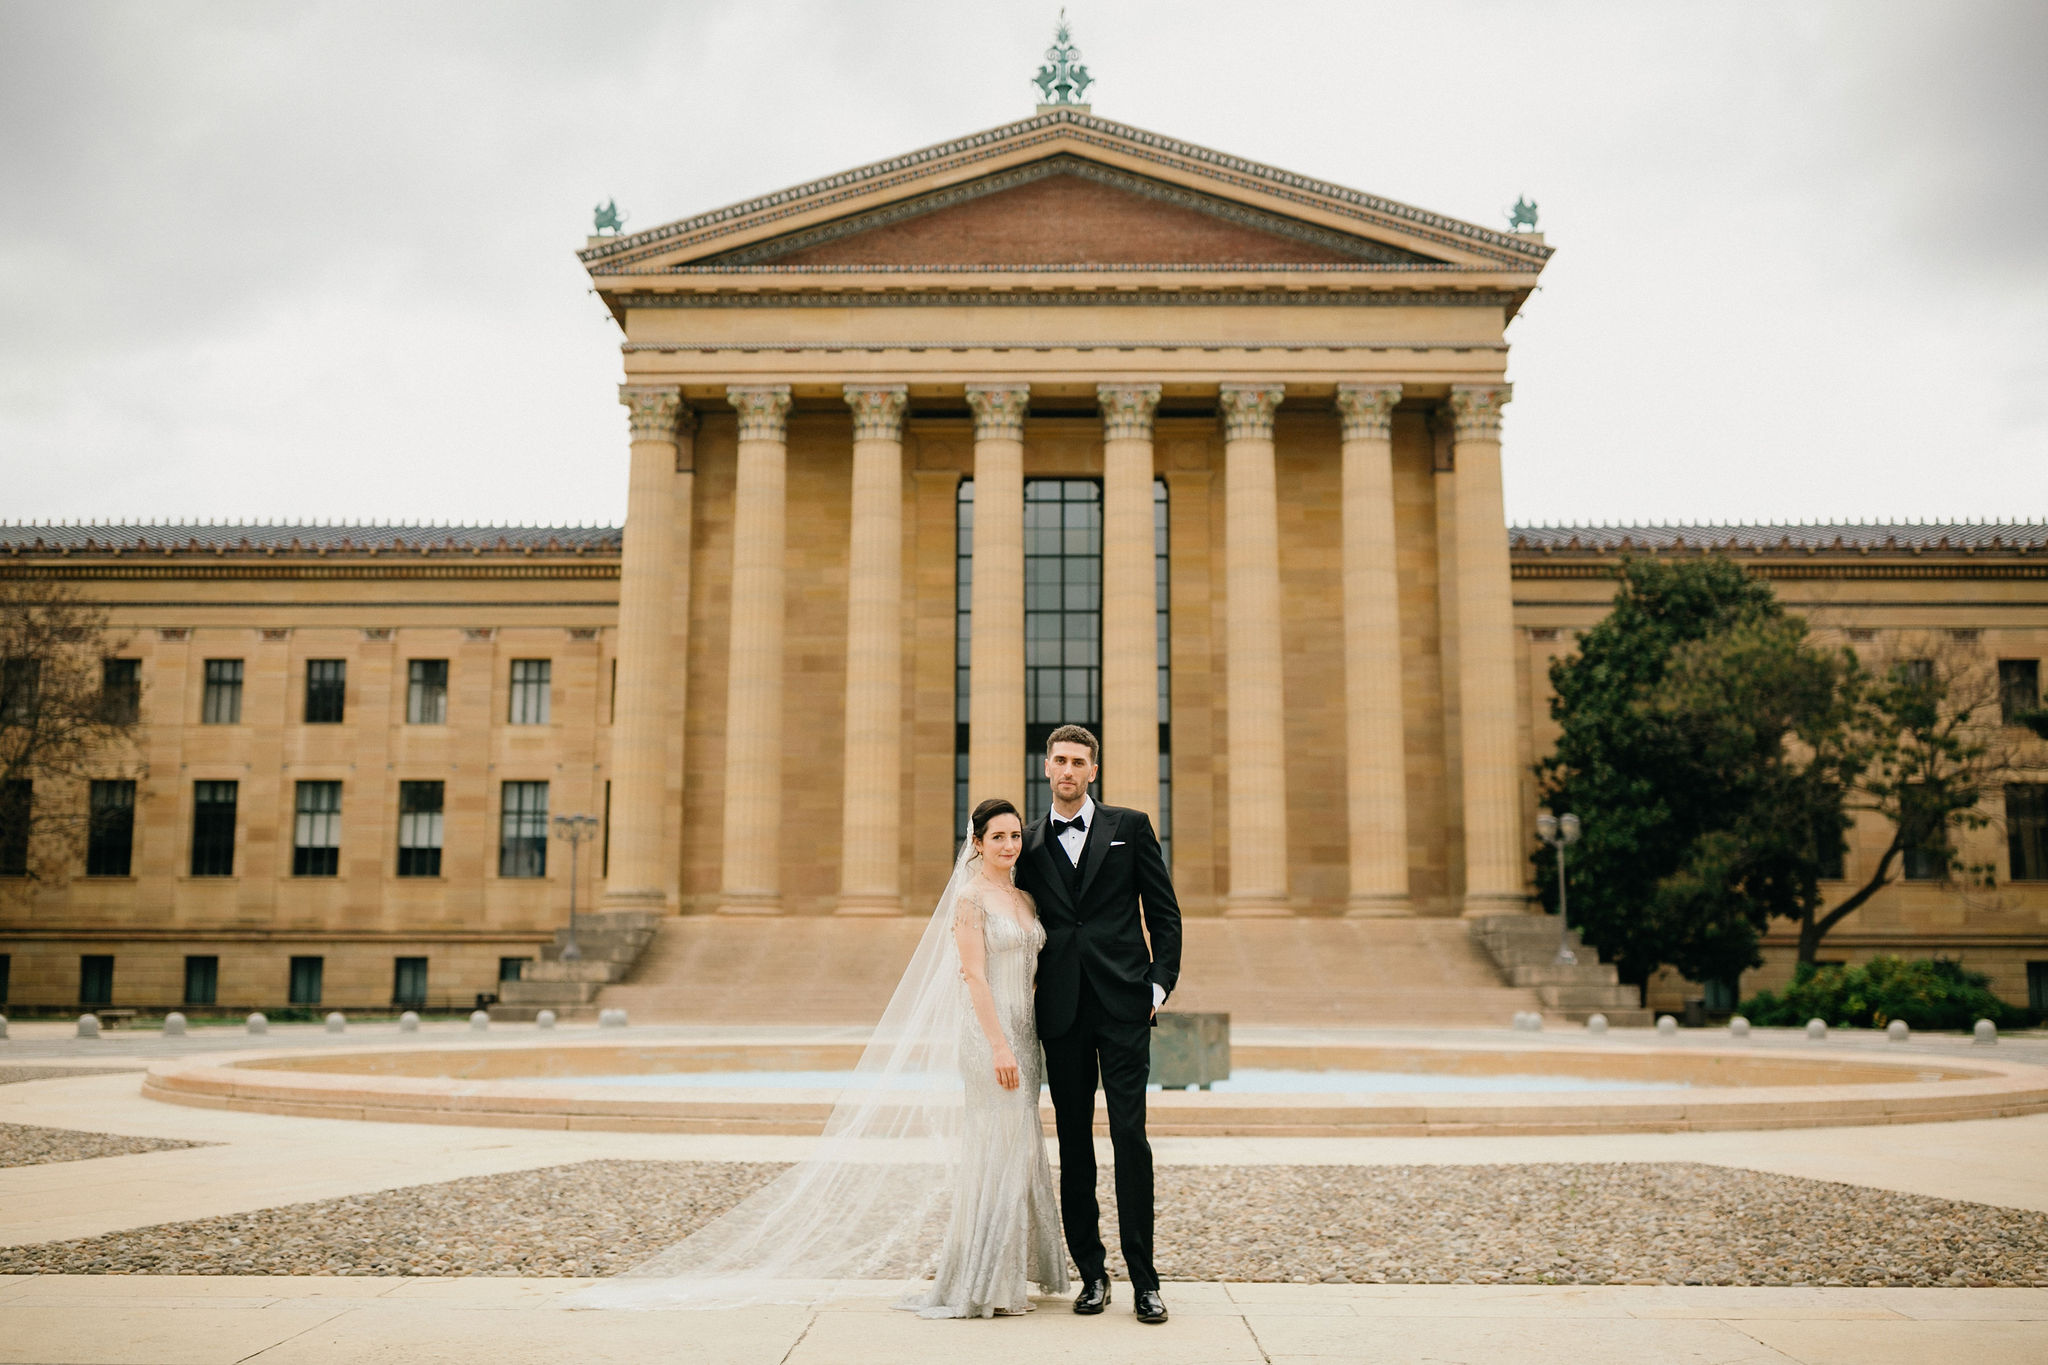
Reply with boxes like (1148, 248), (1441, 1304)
(1072, 1277), (1109, 1314)
(1135, 1289), (1168, 1324)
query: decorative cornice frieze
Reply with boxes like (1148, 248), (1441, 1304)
(612, 289), (1522, 310)
(655, 261), (1492, 276)
(843, 384), (910, 442)
(0, 562), (620, 583)
(726, 385), (793, 442)
(579, 110), (1551, 272)
(1448, 384), (1513, 442)
(1334, 383), (1403, 442)
(1217, 383), (1286, 442)
(701, 158), (1436, 268)
(620, 338), (1508, 355)
(1096, 384), (1163, 441)
(618, 384), (691, 443)
(965, 384), (1032, 441)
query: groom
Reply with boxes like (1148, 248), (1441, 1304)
(1014, 724), (1182, 1325)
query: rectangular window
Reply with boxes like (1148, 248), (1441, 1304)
(0, 656), (39, 725)
(2008, 784), (2048, 882)
(1901, 782), (1947, 881)
(292, 781), (342, 877)
(406, 659), (448, 724)
(184, 955), (218, 1006)
(201, 659), (243, 724)
(509, 659), (551, 724)
(288, 955), (323, 1006)
(498, 780), (548, 877)
(2000, 660), (2041, 726)
(79, 954), (113, 1006)
(1023, 479), (1103, 825)
(954, 477), (974, 837)
(190, 780), (238, 876)
(304, 659), (346, 723)
(1155, 477), (1172, 868)
(601, 780), (611, 877)
(0, 953), (9, 1005)
(0, 780), (28, 876)
(1896, 657), (1935, 691)
(393, 956), (428, 1008)
(100, 658), (141, 724)
(87, 780), (135, 876)
(396, 781), (444, 877)
(2031, 961), (2048, 1014)
(498, 956), (530, 982)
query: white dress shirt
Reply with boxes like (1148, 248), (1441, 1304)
(1048, 795), (1166, 1010)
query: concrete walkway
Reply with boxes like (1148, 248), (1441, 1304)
(6, 1021), (2048, 1361)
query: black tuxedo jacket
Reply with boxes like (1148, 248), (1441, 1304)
(1015, 802), (1182, 1041)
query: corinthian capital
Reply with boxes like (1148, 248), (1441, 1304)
(619, 384), (690, 443)
(1447, 384), (1514, 442)
(1096, 383), (1162, 442)
(965, 384), (1031, 441)
(1334, 383), (1402, 442)
(726, 385), (793, 442)
(842, 384), (908, 442)
(1217, 383), (1286, 442)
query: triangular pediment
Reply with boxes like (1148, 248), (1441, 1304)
(583, 110), (1553, 277)
(699, 158), (1439, 268)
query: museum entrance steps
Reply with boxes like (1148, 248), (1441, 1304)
(593, 916), (1562, 1028)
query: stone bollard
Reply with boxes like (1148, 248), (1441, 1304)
(164, 1012), (187, 1037)
(1510, 1011), (1530, 1031)
(1806, 1019), (1828, 1041)
(1656, 1015), (1678, 1037)
(398, 1011), (420, 1032)
(1586, 1014), (1608, 1034)
(0, 1014), (10, 1040)
(1729, 1016), (1752, 1039)
(246, 1012), (268, 1035)
(1974, 1019), (1998, 1045)
(325, 1012), (346, 1034)
(1887, 1019), (1910, 1043)
(536, 1010), (557, 1030)
(599, 1008), (629, 1029)
(468, 1010), (490, 1031)
(76, 1013), (101, 1039)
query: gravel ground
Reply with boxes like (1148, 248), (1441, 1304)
(0, 1066), (142, 1086)
(3, 1160), (2045, 1287)
(0, 1123), (212, 1169)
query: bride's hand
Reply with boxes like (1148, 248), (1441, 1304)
(991, 1043), (1020, 1091)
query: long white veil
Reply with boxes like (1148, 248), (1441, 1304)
(569, 837), (983, 1309)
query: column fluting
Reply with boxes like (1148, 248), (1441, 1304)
(1448, 383), (1528, 916)
(836, 384), (908, 913)
(1098, 382), (1162, 818)
(604, 384), (691, 913)
(964, 384), (1029, 817)
(717, 384), (793, 914)
(1335, 383), (1412, 916)
(1218, 382), (1290, 915)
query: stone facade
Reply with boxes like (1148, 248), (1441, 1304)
(3, 111), (2044, 1015)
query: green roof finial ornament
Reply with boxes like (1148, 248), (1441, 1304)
(1033, 10), (1093, 111)
(593, 199), (627, 236)
(1507, 196), (1539, 233)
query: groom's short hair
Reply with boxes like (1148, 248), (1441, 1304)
(1046, 724), (1099, 764)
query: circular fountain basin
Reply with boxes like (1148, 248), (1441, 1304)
(140, 1036), (2048, 1137)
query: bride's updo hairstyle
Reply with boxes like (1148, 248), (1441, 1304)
(969, 797), (1021, 851)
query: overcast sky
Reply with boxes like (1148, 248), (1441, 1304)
(2, 0), (2043, 529)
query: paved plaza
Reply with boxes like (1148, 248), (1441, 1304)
(4, 1019), (2048, 1362)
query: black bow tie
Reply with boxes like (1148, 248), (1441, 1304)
(1051, 814), (1086, 837)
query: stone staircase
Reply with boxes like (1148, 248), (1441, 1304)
(490, 910), (662, 1021)
(1467, 915), (1651, 1025)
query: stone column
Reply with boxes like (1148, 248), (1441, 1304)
(1448, 384), (1527, 916)
(1335, 383), (1411, 916)
(717, 384), (792, 915)
(1217, 383), (1290, 915)
(964, 384), (1029, 816)
(836, 384), (908, 914)
(1098, 383), (1162, 818)
(604, 384), (691, 913)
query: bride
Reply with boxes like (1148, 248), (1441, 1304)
(570, 797), (1068, 1318)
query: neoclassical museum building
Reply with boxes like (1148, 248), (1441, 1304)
(4, 102), (2046, 1021)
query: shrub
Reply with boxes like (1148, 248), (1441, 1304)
(1742, 956), (2031, 1031)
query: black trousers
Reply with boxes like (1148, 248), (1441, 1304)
(1040, 974), (1157, 1291)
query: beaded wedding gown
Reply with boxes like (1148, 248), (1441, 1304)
(901, 882), (1068, 1318)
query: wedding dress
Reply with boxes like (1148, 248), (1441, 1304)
(567, 839), (1068, 1316)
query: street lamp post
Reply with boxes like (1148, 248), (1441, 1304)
(1535, 811), (1582, 966)
(551, 813), (601, 964)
